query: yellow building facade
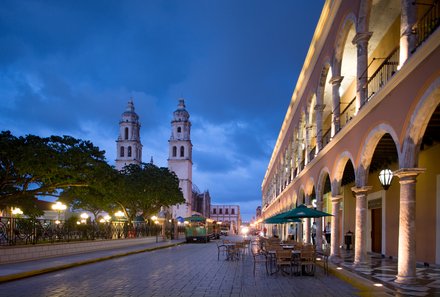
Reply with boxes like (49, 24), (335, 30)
(261, 0), (440, 285)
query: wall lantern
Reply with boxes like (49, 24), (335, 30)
(379, 169), (393, 190)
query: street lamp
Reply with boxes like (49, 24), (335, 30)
(115, 211), (125, 219)
(151, 215), (159, 243)
(379, 169), (393, 190)
(11, 207), (23, 216)
(52, 202), (67, 222)
(80, 212), (89, 224)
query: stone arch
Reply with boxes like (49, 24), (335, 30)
(402, 77), (440, 168)
(316, 59), (332, 106)
(332, 151), (356, 195)
(305, 177), (316, 197)
(291, 191), (298, 209)
(317, 167), (332, 198)
(357, 123), (401, 186)
(334, 12), (357, 75)
(298, 186), (306, 205)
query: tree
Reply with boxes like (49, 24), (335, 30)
(0, 131), (108, 214)
(116, 163), (185, 221)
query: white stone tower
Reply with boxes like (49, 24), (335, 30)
(168, 99), (193, 219)
(115, 99), (142, 171)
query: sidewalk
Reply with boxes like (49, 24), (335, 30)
(327, 249), (440, 297)
(0, 238), (185, 283)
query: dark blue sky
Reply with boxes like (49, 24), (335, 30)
(0, 0), (324, 221)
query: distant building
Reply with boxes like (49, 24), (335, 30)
(256, 206), (262, 219)
(191, 185), (211, 218)
(115, 99), (142, 171)
(168, 99), (193, 219)
(210, 205), (241, 235)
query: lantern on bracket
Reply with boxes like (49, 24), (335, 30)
(379, 169), (393, 190)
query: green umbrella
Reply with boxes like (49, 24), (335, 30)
(263, 212), (301, 224)
(279, 204), (332, 219)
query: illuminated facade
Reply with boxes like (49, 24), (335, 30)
(115, 99), (142, 171)
(168, 99), (193, 219)
(261, 0), (439, 285)
(210, 205), (241, 234)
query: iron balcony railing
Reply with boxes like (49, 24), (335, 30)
(367, 48), (400, 101)
(340, 96), (356, 129)
(414, 0), (440, 51)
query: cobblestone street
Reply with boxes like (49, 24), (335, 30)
(0, 240), (360, 297)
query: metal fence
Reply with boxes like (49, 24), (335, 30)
(0, 217), (185, 246)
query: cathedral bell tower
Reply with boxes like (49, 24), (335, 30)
(115, 99), (142, 171)
(168, 99), (193, 219)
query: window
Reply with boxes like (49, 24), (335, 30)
(172, 146), (177, 157)
(213, 209), (216, 214)
(177, 127), (182, 133)
(225, 209), (229, 214)
(128, 146), (132, 157)
(124, 127), (129, 140)
(120, 146), (125, 157)
(231, 209), (235, 215)
(180, 146), (184, 157)
(219, 209), (222, 214)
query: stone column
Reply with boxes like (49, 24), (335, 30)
(330, 195), (343, 259)
(351, 186), (372, 266)
(394, 168), (425, 284)
(315, 199), (323, 252)
(304, 195), (311, 244)
(305, 124), (312, 165)
(314, 104), (325, 152)
(298, 217), (303, 243)
(399, 0), (417, 67)
(329, 76), (344, 135)
(352, 32), (372, 112)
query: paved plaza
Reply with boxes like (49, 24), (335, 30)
(0, 239), (364, 297)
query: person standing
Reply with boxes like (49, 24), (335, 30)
(324, 221), (331, 245)
(311, 222), (317, 245)
(288, 224), (295, 240)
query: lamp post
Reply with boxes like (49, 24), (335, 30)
(52, 202), (67, 224)
(10, 207), (23, 244)
(80, 212), (89, 224)
(151, 215), (159, 243)
(379, 169), (393, 190)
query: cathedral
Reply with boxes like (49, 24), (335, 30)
(115, 98), (195, 219)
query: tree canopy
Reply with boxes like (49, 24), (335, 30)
(1, 131), (185, 219)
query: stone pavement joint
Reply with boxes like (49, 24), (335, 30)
(0, 239), (185, 283)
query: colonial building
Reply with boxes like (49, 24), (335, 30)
(115, 99), (142, 171)
(262, 0), (439, 285)
(210, 205), (241, 234)
(168, 99), (193, 219)
(192, 185), (211, 218)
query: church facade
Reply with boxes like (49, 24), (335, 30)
(115, 99), (142, 171)
(167, 99), (193, 219)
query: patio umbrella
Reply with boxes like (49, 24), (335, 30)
(263, 212), (301, 224)
(279, 204), (332, 219)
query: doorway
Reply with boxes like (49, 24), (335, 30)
(371, 208), (382, 253)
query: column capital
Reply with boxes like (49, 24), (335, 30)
(314, 104), (326, 112)
(331, 195), (343, 203)
(351, 186), (372, 195)
(352, 32), (372, 45)
(329, 75), (344, 85)
(393, 168), (426, 180)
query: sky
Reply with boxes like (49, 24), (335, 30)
(0, 0), (324, 221)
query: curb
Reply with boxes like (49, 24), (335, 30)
(316, 260), (394, 296)
(0, 241), (185, 283)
